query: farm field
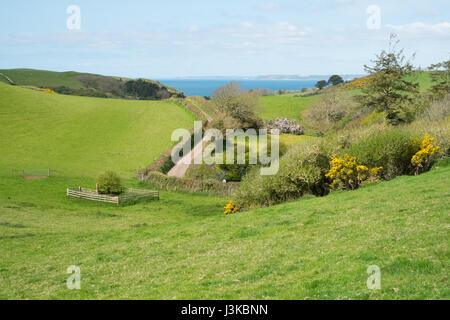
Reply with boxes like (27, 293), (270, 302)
(0, 83), (195, 177)
(0, 160), (448, 299)
(0, 69), (87, 89)
(259, 94), (320, 122)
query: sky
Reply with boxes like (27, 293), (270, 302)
(0, 0), (449, 78)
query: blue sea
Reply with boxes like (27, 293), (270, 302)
(156, 79), (318, 97)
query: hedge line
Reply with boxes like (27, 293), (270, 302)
(145, 171), (239, 196)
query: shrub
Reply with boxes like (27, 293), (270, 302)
(145, 171), (238, 196)
(325, 154), (382, 190)
(234, 142), (330, 210)
(303, 89), (361, 135)
(96, 171), (124, 195)
(418, 94), (450, 122)
(411, 136), (442, 175)
(224, 201), (239, 215)
(342, 128), (418, 180)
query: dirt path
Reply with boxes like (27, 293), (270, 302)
(167, 101), (213, 178)
(0, 72), (15, 85)
(187, 99), (213, 123)
(167, 133), (211, 178)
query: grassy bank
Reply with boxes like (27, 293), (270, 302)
(0, 162), (448, 299)
(0, 83), (195, 177)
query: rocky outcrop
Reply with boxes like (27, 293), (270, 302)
(266, 118), (304, 135)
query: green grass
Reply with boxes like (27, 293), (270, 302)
(0, 69), (87, 89)
(0, 83), (195, 177)
(259, 94), (319, 122)
(0, 162), (448, 299)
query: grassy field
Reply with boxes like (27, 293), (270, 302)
(0, 160), (448, 299)
(259, 94), (320, 122)
(0, 69), (87, 89)
(0, 71), (448, 300)
(0, 83), (195, 177)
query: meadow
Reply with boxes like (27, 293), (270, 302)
(259, 93), (319, 122)
(0, 72), (448, 300)
(0, 161), (448, 299)
(0, 83), (195, 177)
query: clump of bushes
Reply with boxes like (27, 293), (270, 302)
(303, 89), (361, 135)
(233, 125), (446, 211)
(96, 171), (124, 195)
(341, 128), (419, 180)
(146, 171), (238, 196)
(234, 142), (330, 210)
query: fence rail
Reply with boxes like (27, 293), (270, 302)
(66, 187), (159, 205)
(11, 169), (58, 178)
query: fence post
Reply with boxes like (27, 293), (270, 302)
(48, 169), (50, 177)
(22, 169), (25, 179)
(96, 184), (99, 194)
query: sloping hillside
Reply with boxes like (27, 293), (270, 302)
(0, 159), (448, 299)
(0, 69), (184, 99)
(0, 83), (195, 177)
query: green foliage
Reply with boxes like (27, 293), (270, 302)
(0, 68), (184, 100)
(315, 80), (328, 90)
(234, 142), (330, 210)
(361, 111), (386, 127)
(53, 85), (108, 98)
(328, 75), (344, 86)
(428, 59), (450, 97)
(124, 79), (182, 100)
(303, 89), (361, 135)
(360, 34), (419, 125)
(212, 82), (263, 130)
(146, 171), (237, 196)
(342, 128), (419, 180)
(96, 171), (124, 195)
(218, 135), (288, 182)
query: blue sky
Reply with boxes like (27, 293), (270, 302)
(1, 0), (449, 78)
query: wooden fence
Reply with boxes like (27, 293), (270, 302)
(67, 187), (159, 205)
(12, 169), (55, 178)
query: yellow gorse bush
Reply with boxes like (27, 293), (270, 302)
(411, 136), (441, 175)
(341, 75), (376, 91)
(326, 154), (382, 190)
(224, 200), (239, 215)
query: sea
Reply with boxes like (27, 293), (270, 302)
(156, 79), (318, 97)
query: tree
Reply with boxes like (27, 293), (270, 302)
(315, 80), (328, 90)
(212, 82), (262, 129)
(328, 75), (344, 86)
(96, 171), (124, 195)
(360, 34), (419, 125)
(428, 59), (450, 97)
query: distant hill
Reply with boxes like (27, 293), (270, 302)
(254, 74), (365, 81)
(0, 68), (185, 100)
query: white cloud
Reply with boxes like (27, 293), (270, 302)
(385, 22), (450, 38)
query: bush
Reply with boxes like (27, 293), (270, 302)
(303, 89), (361, 135)
(145, 171), (238, 196)
(342, 128), (418, 180)
(234, 142), (330, 210)
(326, 154), (382, 190)
(411, 136), (442, 175)
(418, 94), (450, 122)
(96, 171), (124, 195)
